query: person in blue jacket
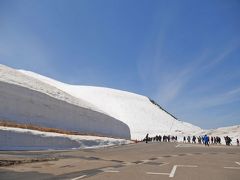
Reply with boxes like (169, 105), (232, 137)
(204, 135), (209, 146)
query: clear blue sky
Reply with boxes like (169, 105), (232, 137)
(1, 0), (240, 129)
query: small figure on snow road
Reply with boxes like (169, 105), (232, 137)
(224, 136), (232, 146)
(145, 133), (149, 143)
(204, 135), (209, 146)
(183, 136), (186, 143)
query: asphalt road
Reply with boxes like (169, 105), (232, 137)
(0, 142), (240, 180)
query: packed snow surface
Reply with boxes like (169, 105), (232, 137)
(0, 126), (130, 150)
(18, 68), (201, 139)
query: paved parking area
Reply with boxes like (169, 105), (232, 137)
(0, 142), (239, 180)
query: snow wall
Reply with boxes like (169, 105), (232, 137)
(0, 128), (130, 150)
(0, 81), (131, 139)
(0, 129), (80, 150)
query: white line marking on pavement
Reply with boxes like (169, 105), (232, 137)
(169, 165), (177, 178)
(175, 144), (181, 147)
(146, 164), (198, 178)
(103, 170), (120, 173)
(224, 167), (240, 169)
(177, 165), (198, 168)
(235, 162), (240, 166)
(147, 172), (169, 175)
(71, 175), (87, 180)
(169, 165), (198, 178)
(224, 161), (240, 169)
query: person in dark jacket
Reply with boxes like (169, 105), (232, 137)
(145, 133), (149, 143)
(192, 136), (196, 143)
(183, 136), (186, 143)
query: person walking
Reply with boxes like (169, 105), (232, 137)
(204, 135), (209, 146)
(159, 135), (162, 142)
(237, 139), (239, 146)
(145, 133), (149, 143)
(211, 137), (214, 144)
(192, 136), (196, 143)
(198, 136), (202, 144)
(183, 136), (186, 143)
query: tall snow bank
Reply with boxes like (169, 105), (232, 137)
(0, 126), (130, 150)
(0, 65), (100, 111)
(19, 69), (201, 139)
(0, 65), (131, 139)
(0, 81), (130, 139)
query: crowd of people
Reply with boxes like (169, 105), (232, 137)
(144, 134), (178, 143)
(182, 135), (221, 146)
(143, 133), (239, 146)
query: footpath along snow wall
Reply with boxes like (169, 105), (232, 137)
(0, 81), (130, 139)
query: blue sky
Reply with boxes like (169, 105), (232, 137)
(1, 0), (240, 129)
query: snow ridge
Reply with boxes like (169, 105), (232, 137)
(148, 98), (178, 120)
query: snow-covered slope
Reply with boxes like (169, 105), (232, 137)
(198, 125), (240, 145)
(18, 69), (201, 139)
(0, 65), (130, 139)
